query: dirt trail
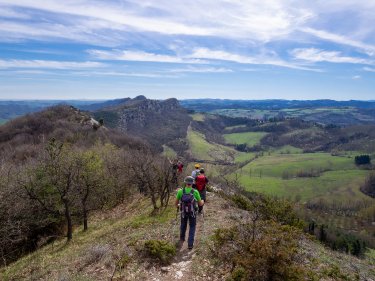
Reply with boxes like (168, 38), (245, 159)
(146, 189), (246, 281)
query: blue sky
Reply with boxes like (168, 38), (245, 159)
(0, 0), (375, 100)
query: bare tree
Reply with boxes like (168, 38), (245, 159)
(129, 150), (175, 214)
(73, 148), (106, 231)
(18, 139), (77, 241)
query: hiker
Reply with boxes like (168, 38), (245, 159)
(191, 163), (201, 179)
(177, 160), (184, 174)
(169, 158), (178, 186)
(195, 168), (208, 214)
(175, 176), (204, 250)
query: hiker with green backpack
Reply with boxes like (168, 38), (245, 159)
(175, 176), (204, 250)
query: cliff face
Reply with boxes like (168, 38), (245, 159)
(94, 97), (191, 151)
(116, 98), (181, 131)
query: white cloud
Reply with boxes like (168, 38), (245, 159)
(0, 5), (30, 19)
(363, 67), (375, 72)
(88, 49), (205, 64)
(88, 47), (320, 71)
(188, 48), (321, 71)
(0, 0), (312, 42)
(352, 75), (361, 80)
(301, 28), (375, 56)
(291, 48), (374, 64)
(168, 66), (233, 73)
(73, 71), (180, 78)
(0, 59), (105, 69)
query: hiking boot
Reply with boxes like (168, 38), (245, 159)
(188, 245), (193, 250)
(177, 240), (184, 249)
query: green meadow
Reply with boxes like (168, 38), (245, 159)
(240, 153), (356, 178)
(237, 169), (368, 202)
(162, 145), (177, 159)
(190, 113), (205, 121)
(187, 128), (254, 164)
(223, 131), (268, 147)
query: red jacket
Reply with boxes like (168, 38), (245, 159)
(195, 174), (208, 191)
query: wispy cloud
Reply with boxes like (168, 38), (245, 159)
(0, 0), (312, 41)
(168, 66), (233, 73)
(0, 5), (30, 19)
(291, 48), (374, 65)
(363, 67), (375, 72)
(187, 48), (321, 71)
(0, 59), (105, 69)
(73, 71), (180, 79)
(88, 47), (320, 71)
(88, 49), (205, 64)
(301, 28), (375, 56)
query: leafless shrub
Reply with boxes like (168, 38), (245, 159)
(83, 244), (111, 266)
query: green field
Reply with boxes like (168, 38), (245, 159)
(212, 107), (358, 121)
(238, 169), (368, 202)
(187, 129), (234, 161)
(269, 145), (303, 154)
(240, 153), (356, 178)
(162, 145), (177, 159)
(187, 128), (254, 164)
(190, 113), (205, 121)
(223, 132), (268, 147)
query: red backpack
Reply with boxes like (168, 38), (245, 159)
(195, 174), (207, 191)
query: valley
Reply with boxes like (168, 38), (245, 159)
(186, 111), (375, 251)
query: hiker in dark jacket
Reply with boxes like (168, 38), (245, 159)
(175, 176), (204, 250)
(194, 168), (209, 214)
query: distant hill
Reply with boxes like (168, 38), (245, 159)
(0, 105), (146, 162)
(2, 98), (375, 126)
(180, 99), (375, 111)
(181, 99), (375, 126)
(0, 100), (104, 124)
(77, 98), (131, 111)
(93, 96), (191, 152)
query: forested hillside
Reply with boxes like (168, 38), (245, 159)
(0, 105), (174, 265)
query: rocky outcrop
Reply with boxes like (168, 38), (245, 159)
(94, 97), (191, 151)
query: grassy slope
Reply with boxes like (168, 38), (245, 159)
(1, 191), (374, 281)
(187, 128), (254, 164)
(223, 131), (268, 146)
(0, 196), (176, 280)
(190, 113), (205, 121)
(162, 144), (177, 159)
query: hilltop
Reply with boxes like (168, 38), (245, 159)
(0, 105), (145, 162)
(93, 96), (191, 152)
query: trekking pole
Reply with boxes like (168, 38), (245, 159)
(172, 205), (179, 241)
(175, 205), (179, 220)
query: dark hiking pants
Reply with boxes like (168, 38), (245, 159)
(180, 213), (196, 248)
(198, 189), (206, 213)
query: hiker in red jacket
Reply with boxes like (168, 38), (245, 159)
(194, 168), (208, 214)
(177, 160), (184, 174)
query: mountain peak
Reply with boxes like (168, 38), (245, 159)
(133, 95), (147, 101)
